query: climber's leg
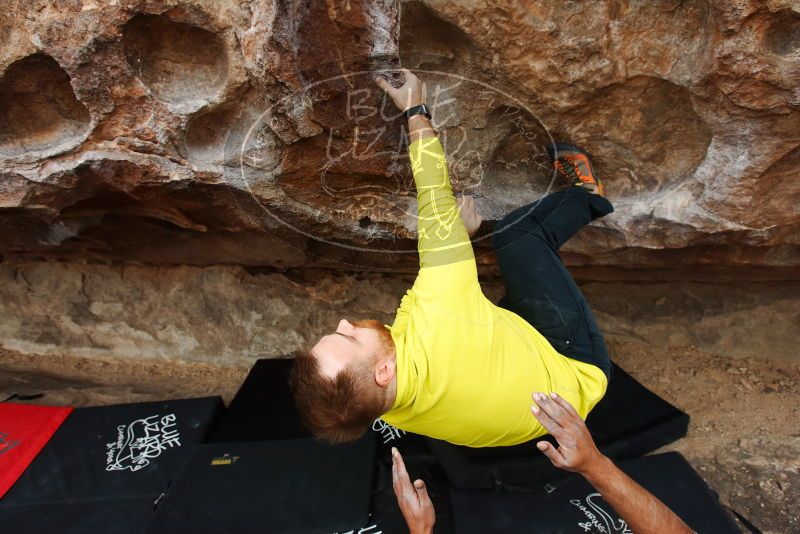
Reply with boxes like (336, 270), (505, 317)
(492, 158), (613, 379)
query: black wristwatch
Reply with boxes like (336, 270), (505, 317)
(404, 103), (432, 120)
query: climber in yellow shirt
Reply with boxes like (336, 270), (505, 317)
(291, 70), (614, 447)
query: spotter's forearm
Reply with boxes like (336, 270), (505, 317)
(582, 456), (694, 534)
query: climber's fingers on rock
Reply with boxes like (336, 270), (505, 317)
(375, 75), (396, 96)
(399, 68), (418, 87)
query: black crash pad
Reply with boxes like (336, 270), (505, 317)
(0, 497), (156, 534)
(2, 397), (223, 505)
(450, 452), (740, 534)
(364, 423), (454, 534)
(208, 357), (310, 442)
(144, 436), (377, 534)
(208, 358), (451, 533)
(427, 364), (690, 490)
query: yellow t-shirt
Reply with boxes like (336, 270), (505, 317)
(381, 137), (608, 447)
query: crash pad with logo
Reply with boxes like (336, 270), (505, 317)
(1, 396), (223, 506)
(449, 452), (740, 533)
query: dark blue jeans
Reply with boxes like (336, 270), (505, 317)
(493, 187), (614, 380)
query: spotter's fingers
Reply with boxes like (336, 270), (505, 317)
(536, 391), (570, 423)
(391, 447), (413, 492)
(549, 391), (580, 418)
(531, 393), (563, 437)
(536, 440), (568, 469)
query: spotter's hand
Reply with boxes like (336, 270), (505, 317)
(391, 447), (435, 534)
(531, 392), (604, 475)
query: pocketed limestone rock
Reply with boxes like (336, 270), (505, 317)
(0, 0), (797, 273)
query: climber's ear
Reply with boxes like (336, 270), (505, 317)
(375, 357), (395, 388)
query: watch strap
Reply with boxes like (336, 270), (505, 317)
(404, 104), (431, 120)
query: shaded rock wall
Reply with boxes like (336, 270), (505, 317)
(1, 260), (796, 364)
(0, 261), (409, 364)
(0, 0), (798, 274)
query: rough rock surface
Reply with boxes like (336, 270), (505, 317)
(0, 0), (798, 273)
(0, 261), (409, 364)
(1, 260), (797, 364)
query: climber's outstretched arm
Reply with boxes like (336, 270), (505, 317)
(375, 70), (476, 278)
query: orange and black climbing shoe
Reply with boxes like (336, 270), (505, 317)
(546, 142), (605, 196)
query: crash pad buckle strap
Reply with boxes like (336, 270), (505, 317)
(2, 393), (45, 403)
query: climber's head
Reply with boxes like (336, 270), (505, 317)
(290, 319), (397, 443)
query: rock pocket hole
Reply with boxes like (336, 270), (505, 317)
(400, 0), (474, 69)
(765, 10), (800, 56)
(123, 14), (228, 104)
(185, 104), (243, 164)
(575, 76), (712, 195)
(0, 54), (90, 157)
(186, 101), (283, 169)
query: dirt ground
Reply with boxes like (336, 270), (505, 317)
(1, 339), (798, 533)
(610, 340), (800, 534)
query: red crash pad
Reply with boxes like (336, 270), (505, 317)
(0, 403), (72, 498)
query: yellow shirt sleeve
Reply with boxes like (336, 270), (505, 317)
(408, 137), (480, 303)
